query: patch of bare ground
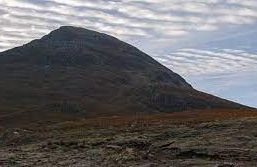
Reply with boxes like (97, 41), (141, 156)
(1, 109), (257, 166)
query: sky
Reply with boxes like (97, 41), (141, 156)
(0, 0), (256, 107)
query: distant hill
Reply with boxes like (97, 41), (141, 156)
(0, 26), (246, 125)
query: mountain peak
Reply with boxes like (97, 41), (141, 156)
(41, 26), (115, 43)
(0, 26), (245, 119)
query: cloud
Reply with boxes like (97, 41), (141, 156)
(0, 0), (257, 107)
(155, 48), (257, 76)
(0, 0), (257, 52)
(188, 70), (257, 107)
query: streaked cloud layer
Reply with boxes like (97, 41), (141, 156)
(156, 48), (257, 76)
(0, 0), (257, 107)
(1, 0), (257, 51)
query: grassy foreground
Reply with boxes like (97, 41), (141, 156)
(1, 109), (257, 167)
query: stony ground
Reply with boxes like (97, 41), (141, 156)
(1, 110), (257, 167)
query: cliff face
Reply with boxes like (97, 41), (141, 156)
(0, 26), (244, 119)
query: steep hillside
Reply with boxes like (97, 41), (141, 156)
(0, 26), (245, 125)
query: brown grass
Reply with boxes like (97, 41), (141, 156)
(48, 108), (257, 130)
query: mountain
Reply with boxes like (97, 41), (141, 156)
(0, 26), (245, 125)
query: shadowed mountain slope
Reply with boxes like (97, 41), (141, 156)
(0, 26), (246, 124)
